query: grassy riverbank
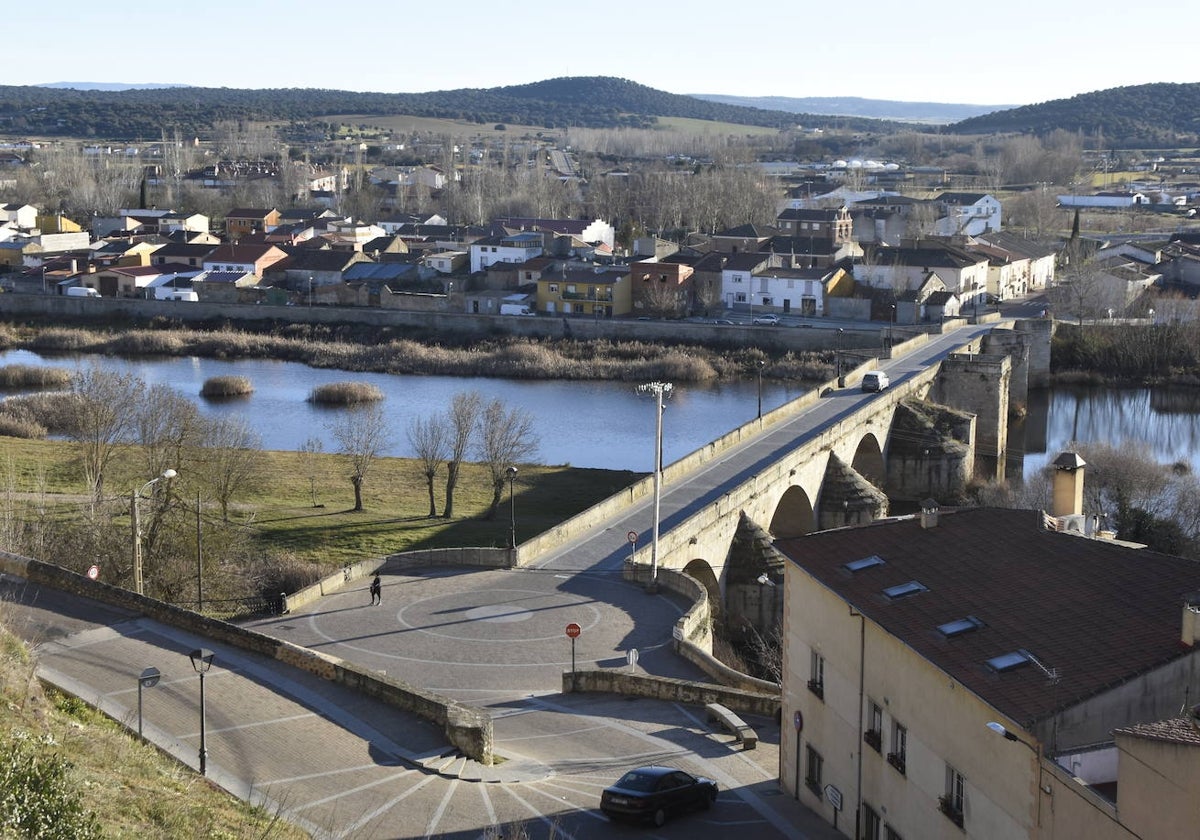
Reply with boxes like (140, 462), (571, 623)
(0, 315), (834, 383)
(0, 438), (639, 568)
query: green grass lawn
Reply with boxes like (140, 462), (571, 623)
(0, 438), (642, 568)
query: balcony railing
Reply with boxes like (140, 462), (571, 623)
(938, 795), (964, 829)
(807, 679), (824, 700)
(886, 752), (906, 775)
(864, 729), (882, 752)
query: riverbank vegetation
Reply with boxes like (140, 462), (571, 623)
(200, 375), (254, 398)
(309, 381), (385, 405)
(1052, 320), (1200, 386)
(0, 317), (833, 385)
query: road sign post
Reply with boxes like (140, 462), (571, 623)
(626, 530), (637, 565)
(565, 623), (581, 689)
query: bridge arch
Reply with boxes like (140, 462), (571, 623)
(851, 430), (887, 487)
(683, 558), (721, 611)
(769, 485), (816, 538)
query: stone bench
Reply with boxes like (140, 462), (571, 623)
(706, 702), (757, 750)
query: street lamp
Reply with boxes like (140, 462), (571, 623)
(985, 721), (1038, 754)
(637, 381), (673, 592)
(756, 359), (765, 420)
(190, 648), (215, 775)
(132, 468), (177, 596)
(137, 666), (160, 739)
(506, 465), (518, 549)
(836, 328), (846, 386)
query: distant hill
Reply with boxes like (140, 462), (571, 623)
(950, 82), (1200, 146)
(692, 93), (1013, 125)
(39, 82), (190, 91)
(0, 76), (893, 141)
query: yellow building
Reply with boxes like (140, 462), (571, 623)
(536, 267), (630, 318)
(776, 483), (1200, 839)
(35, 213), (83, 233)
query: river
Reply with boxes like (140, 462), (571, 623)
(5, 350), (1199, 477)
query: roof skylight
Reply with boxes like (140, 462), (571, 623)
(882, 580), (928, 600)
(938, 616), (985, 638)
(844, 555), (886, 573)
(986, 650), (1032, 673)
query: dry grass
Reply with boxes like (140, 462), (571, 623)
(201, 375), (255, 398)
(0, 620), (307, 839)
(0, 364), (72, 389)
(308, 381), (385, 405)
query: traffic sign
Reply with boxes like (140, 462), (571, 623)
(672, 625), (683, 641)
(565, 622), (581, 639)
(824, 784), (843, 811)
(86, 565), (100, 580)
(627, 530), (638, 544)
(793, 710), (804, 732)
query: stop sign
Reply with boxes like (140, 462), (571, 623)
(565, 622), (581, 639)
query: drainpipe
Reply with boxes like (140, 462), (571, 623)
(851, 605), (865, 840)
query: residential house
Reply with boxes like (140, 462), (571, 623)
(777, 461), (1200, 840)
(94, 264), (171, 298)
(934, 192), (1002, 237)
(762, 235), (863, 270)
(775, 206), (854, 243)
(469, 231), (545, 274)
(536, 266), (630, 317)
(629, 259), (694, 317)
(856, 241), (990, 310)
(493, 216), (615, 249)
(263, 249), (370, 292)
(35, 213), (83, 234)
(1057, 192), (1150, 209)
(1, 202), (37, 229)
(150, 242), (216, 269)
(202, 243), (288, 278)
(971, 232), (1058, 298)
(224, 208), (281, 239)
(708, 223), (776, 254)
(851, 195), (937, 246)
(424, 250), (469, 275)
(719, 252), (774, 311)
(159, 211), (210, 235)
(190, 270), (258, 303)
(664, 250), (729, 316)
(742, 265), (852, 318)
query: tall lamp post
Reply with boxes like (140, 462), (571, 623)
(190, 648), (215, 775)
(986, 721), (1045, 823)
(132, 468), (177, 596)
(506, 465), (518, 549)
(637, 381), (673, 592)
(836, 328), (846, 387)
(756, 359), (765, 420)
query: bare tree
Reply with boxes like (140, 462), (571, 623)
(63, 367), (145, 503)
(476, 398), (539, 520)
(200, 415), (263, 521)
(443, 391), (482, 519)
(135, 384), (203, 483)
(298, 436), (324, 508)
(330, 403), (391, 512)
(407, 414), (448, 518)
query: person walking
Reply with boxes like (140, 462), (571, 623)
(369, 574), (382, 606)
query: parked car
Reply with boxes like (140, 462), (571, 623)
(861, 370), (890, 392)
(600, 766), (718, 826)
(713, 318), (736, 325)
(752, 313), (780, 325)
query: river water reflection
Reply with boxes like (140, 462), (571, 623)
(0, 350), (807, 472)
(7, 349), (1200, 477)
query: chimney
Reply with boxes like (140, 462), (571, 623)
(1183, 594), (1200, 647)
(920, 498), (939, 529)
(1051, 451), (1086, 517)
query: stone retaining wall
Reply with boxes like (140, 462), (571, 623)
(0, 550), (493, 764)
(564, 669), (779, 719)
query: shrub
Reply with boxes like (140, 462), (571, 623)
(0, 730), (102, 840)
(0, 365), (72, 390)
(200, 375), (254, 398)
(0, 413), (48, 439)
(308, 381), (385, 405)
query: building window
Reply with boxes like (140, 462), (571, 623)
(808, 651), (825, 700)
(940, 765), (965, 828)
(885, 826), (904, 840)
(865, 701), (883, 752)
(863, 804), (881, 840)
(887, 721), (907, 774)
(804, 745), (823, 795)
(549, 284), (558, 293)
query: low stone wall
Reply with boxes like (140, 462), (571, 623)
(564, 669), (779, 719)
(0, 550), (494, 764)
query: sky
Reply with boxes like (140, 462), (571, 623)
(8, 1), (1199, 108)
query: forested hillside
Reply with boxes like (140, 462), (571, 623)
(0, 76), (888, 140)
(950, 82), (1200, 147)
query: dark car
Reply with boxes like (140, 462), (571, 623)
(600, 765), (718, 826)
